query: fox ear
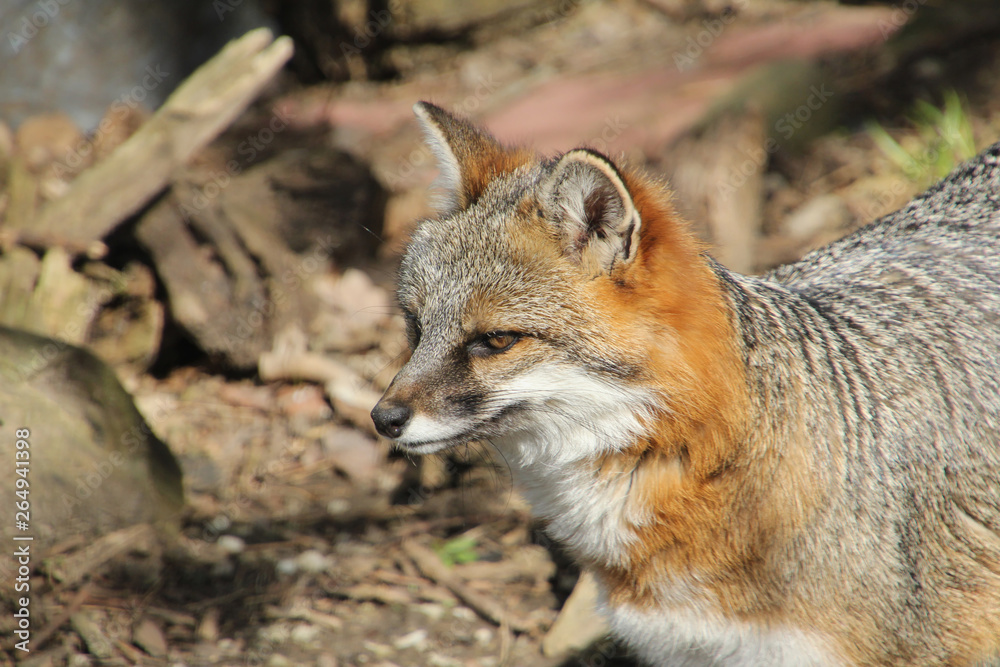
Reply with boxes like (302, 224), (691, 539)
(542, 149), (642, 272)
(413, 101), (530, 216)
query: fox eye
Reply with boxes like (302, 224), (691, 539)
(486, 333), (518, 349)
(471, 331), (522, 356)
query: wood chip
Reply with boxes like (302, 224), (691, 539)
(132, 617), (168, 658)
(266, 604), (345, 631)
(146, 606), (197, 628)
(70, 611), (115, 659)
(115, 637), (148, 663)
(332, 584), (413, 606)
(196, 608), (220, 642)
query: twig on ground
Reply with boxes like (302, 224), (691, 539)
(401, 540), (536, 633)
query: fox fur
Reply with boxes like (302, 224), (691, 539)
(371, 101), (1000, 666)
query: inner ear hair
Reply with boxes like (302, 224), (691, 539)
(414, 102), (464, 214)
(544, 149), (642, 269)
(413, 101), (534, 216)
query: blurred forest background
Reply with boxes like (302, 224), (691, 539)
(1, 0), (1000, 665)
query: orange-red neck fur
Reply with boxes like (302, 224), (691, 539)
(586, 169), (767, 612)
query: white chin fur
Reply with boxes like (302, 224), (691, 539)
(397, 440), (458, 455)
(494, 363), (657, 467)
(394, 413), (471, 449)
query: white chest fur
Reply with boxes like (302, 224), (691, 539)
(508, 455), (638, 565)
(606, 596), (839, 667)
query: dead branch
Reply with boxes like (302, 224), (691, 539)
(23, 29), (293, 250)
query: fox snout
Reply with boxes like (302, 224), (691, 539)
(370, 400), (412, 439)
(369, 362), (485, 453)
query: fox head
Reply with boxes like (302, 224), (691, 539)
(371, 102), (744, 469)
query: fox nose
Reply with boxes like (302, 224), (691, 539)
(371, 402), (412, 439)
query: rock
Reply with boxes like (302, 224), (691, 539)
(0, 0), (275, 131)
(472, 627), (493, 646)
(290, 623), (321, 645)
(217, 535), (246, 555)
(295, 549), (332, 574)
(0, 327), (183, 553)
(276, 557), (299, 577)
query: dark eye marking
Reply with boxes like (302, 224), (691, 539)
(469, 331), (523, 357)
(403, 310), (422, 347)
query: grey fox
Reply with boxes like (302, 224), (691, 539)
(371, 102), (1000, 666)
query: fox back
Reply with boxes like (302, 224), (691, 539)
(371, 102), (1000, 666)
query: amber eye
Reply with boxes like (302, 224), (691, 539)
(485, 333), (518, 350)
(471, 331), (522, 356)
